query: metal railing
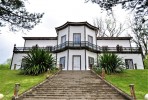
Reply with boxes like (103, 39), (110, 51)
(13, 41), (141, 53)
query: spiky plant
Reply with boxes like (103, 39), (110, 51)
(21, 48), (55, 75)
(98, 53), (125, 74)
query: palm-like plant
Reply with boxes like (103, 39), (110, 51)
(98, 53), (125, 74)
(21, 48), (55, 75)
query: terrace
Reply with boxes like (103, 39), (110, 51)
(13, 41), (141, 53)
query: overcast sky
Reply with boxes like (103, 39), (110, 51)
(0, 0), (129, 64)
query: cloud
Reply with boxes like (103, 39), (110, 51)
(0, 0), (129, 64)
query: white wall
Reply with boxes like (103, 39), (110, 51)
(68, 50), (85, 70)
(98, 53), (144, 69)
(118, 54), (144, 69)
(69, 26), (85, 41)
(86, 27), (97, 44)
(11, 53), (56, 70)
(97, 40), (131, 47)
(86, 50), (97, 70)
(57, 50), (68, 70)
(58, 27), (68, 44)
(11, 53), (27, 70)
(25, 40), (57, 47)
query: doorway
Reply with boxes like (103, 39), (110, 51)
(73, 55), (81, 70)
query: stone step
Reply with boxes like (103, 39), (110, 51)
(18, 71), (130, 100)
(23, 94), (125, 98)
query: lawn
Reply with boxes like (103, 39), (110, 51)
(105, 70), (148, 100)
(0, 68), (55, 100)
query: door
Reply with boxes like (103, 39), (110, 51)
(125, 59), (134, 69)
(60, 57), (65, 69)
(73, 55), (81, 70)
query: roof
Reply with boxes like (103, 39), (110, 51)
(97, 37), (132, 40)
(23, 37), (57, 40)
(55, 21), (98, 32)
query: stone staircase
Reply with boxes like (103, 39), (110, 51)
(17, 71), (131, 100)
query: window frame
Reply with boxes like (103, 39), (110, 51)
(88, 56), (94, 65)
(61, 35), (66, 44)
(73, 33), (81, 44)
(125, 59), (134, 69)
(88, 35), (93, 44)
(60, 56), (66, 69)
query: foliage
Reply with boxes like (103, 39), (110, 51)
(21, 48), (55, 75)
(49, 67), (59, 74)
(4, 58), (11, 65)
(0, 0), (44, 32)
(86, 0), (148, 24)
(93, 14), (128, 37)
(144, 55), (148, 69)
(92, 65), (102, 75)
(98, 53), (125, 74)
(0, 64), (10, 70)
(128, 18), (148, 56)
(105, 70), (148, 99)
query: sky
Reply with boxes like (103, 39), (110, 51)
(0, 0), (129, 64)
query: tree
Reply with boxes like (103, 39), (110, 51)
(128, 18), (148, 56)
(0, 0), (44, 32)
(93, 15), (127, 37)
(86, 0), (148, 24)
(21, 48), (55, 75)
(5, 58), (11, 65)
(93, 11), (128, 37)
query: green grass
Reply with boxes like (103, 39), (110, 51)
(0, 68), (55, 100)
(144, 56), (148, 69)
(105, 70), (148, 100)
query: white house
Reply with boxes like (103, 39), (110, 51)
(10, 22), (144, 70)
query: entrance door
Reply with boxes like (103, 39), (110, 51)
(125, 59), (134, 69)
(73, 55), (81, 70)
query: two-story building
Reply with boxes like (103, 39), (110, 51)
(10, 22), (144, 70)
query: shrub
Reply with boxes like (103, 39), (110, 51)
(92, 65), (102, 75)
(98, 53), (125, 74)
(0, 64), (10, 70)
(21, 48), (55, 75)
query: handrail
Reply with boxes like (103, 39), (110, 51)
(13, 41), (141, 53)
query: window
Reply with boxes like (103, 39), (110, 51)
(88, 57), (94, 65)
(88, 35), (93, 44)
(61, 35), (66, 44)
(125, 59), (134, 69)
(61, 35), (66, 48)
(73, 33), (81, 44)
(60, 57), (65, 69)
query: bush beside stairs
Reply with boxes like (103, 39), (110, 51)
(16, 71), (132, 100)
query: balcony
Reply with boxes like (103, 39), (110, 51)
(13, 41), (141, 53)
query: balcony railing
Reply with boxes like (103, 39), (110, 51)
(13, 41), (141, 53)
